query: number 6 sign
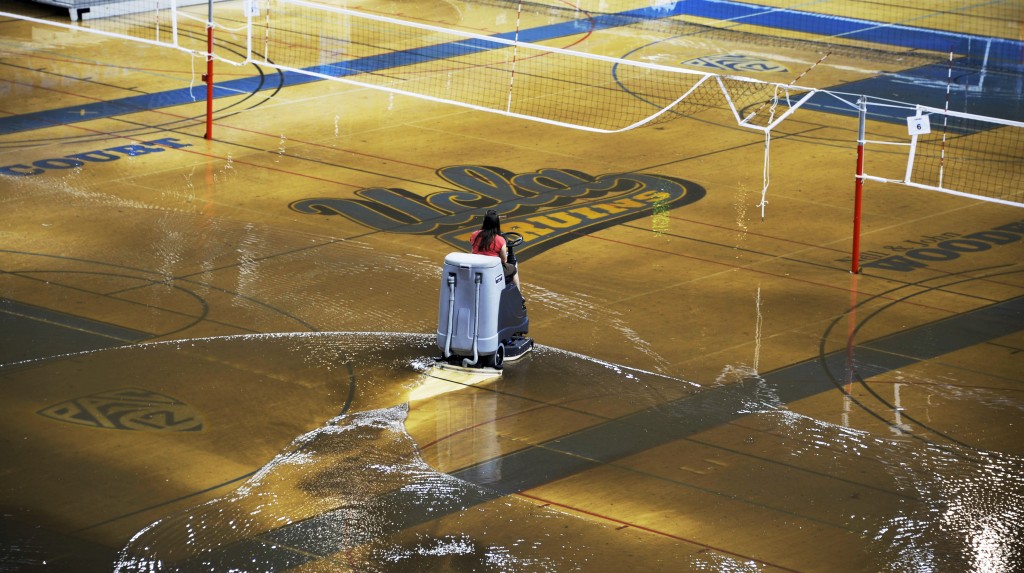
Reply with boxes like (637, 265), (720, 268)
(907, 114), (931, 135)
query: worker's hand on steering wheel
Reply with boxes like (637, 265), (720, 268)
(503, 231), (524, 248)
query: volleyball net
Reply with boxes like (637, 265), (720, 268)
(1, 0), (1021, 217)
(250, 0), (816, 134)
(858, 102), (1024, 208)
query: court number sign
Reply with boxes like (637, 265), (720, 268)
(907, 114), (931, 135)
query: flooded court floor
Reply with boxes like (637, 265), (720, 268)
(1, 0), (1023, 571)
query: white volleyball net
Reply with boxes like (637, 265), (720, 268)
(1, 0), (1021, 212)
(857, 103), (1024, 208)
(915, 113), (1024, 208)
(248, 0), (816, 134)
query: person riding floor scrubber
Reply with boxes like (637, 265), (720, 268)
(436, 210), (532, 369)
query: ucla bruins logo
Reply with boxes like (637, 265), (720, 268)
(290, 165), (705, 260)
(682, 54), (788, 73)
(38, 388), (202, 432)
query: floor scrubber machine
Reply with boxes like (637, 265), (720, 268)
(436, 232), (533, 370)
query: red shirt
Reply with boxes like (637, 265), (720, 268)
(470, 230), (506, 258)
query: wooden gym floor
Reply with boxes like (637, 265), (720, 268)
(1, 0), (1022, 571)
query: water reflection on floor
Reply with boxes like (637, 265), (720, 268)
(95, 333), (1024, 572)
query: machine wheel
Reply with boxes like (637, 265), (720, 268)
(490, 342), (505, 369)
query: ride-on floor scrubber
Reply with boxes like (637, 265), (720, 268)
(436, 232), (533, 370)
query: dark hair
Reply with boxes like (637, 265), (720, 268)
(473, 210), (502, 252)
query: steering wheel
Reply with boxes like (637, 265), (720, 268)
(503, 231), (524, 248)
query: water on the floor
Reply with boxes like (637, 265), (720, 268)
(97, 333), (1024, 572)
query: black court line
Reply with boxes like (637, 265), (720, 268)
(171, 295), (1023, 569)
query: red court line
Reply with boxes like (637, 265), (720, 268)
(668, 213), (848, 254)
(517, 492), (804, 573)
(660, 215), (1023, 291)
(0, 50), (256, 78)
(859, 377), (1024, 393)
(420, 398), (811, 570)
(573, 230), (968, 315)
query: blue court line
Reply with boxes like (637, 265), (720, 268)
(1, 0), (1021, 137)
(801, 58), (1024, 125)
(645, 0), (1023, 60)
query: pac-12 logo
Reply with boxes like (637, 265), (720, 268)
(38, 388), (202, 432)
(682, 54), (788, 73)
(289, 165), (705, 260)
